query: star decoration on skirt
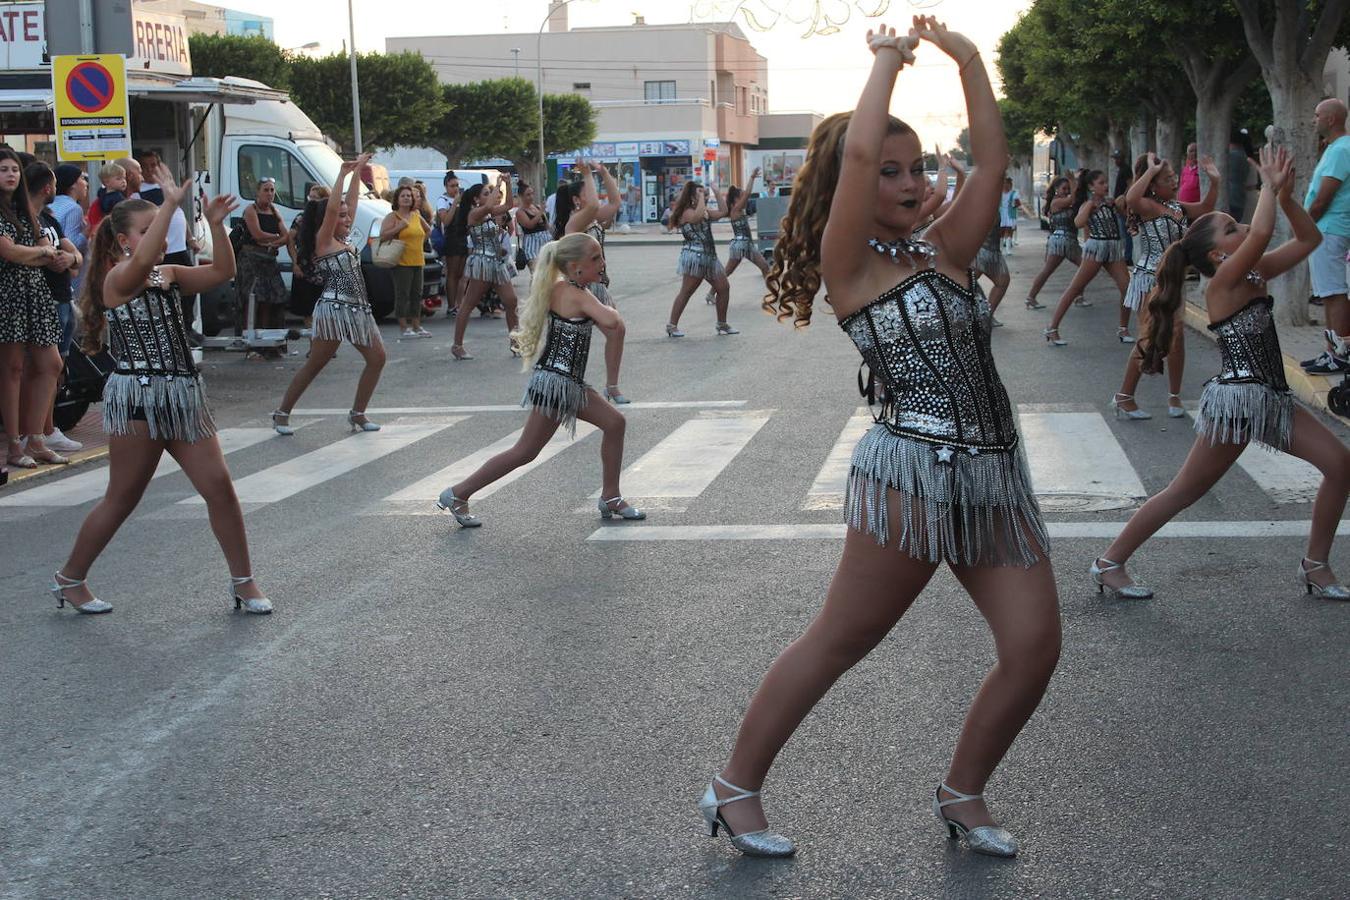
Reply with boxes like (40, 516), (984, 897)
(935, 445), (954, 463)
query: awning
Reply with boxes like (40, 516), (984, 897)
(0, 74), (289, 113)
(0, 88), (53, 112)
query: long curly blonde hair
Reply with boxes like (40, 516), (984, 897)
(763, 111), (914, 327)
(511, 232), (598, 365)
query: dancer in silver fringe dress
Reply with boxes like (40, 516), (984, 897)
(554, 161), (630, 403)
(1092, 146), (1349, 601)
(450, 175), (519, 360)
(665, 181), (738, 337)
(272, 153), (386, 436)
(1044, 170), (1134, 344)
(705, 168), (769, 304)
(701, 17), (1060, 862)
(515, 182), (550, 273)
(434, 232), (644, 528)
(1023, 176), (1080, 310)
(972, 217), (1009, 324)
(52, 170), (273, 615)
(1111, 151), (1220, 420)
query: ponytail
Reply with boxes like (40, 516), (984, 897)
(1137, 211), (1222, 374)
(510, 232), (596, 365)
(77, 198), (157, 354)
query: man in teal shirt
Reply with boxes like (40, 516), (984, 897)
(1304, 98), (1350, 374)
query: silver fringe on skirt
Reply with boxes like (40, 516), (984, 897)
(1194, 381), (1295, 452)
(465, 252), (512, 285)
(1082, 238), (1123, 263)
(974, 247), (1008, 280)
(312, 298), (379, 346)
(522, 369), (589, 437)
(522, 231), (550, 261)
(1045, 232), (1082, 263)
(677, 247), (725, 280)
(1123, 267), (1154, 310)
(845, 425), (1048, 569)
(103, 373), (216, 443)
(728, 239), (765, 264)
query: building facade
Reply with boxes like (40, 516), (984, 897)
(134, 0), (273, 40)
(387, 7), (770, 223)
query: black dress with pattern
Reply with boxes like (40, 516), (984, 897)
(0, 215), (60, 345)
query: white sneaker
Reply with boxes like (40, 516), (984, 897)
(415, 327), (432, 338)
(398, 329), (418, 341)
(45, 428), (82, 453)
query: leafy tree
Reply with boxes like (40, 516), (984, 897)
(288, 51), (447, 154)
(188, 34), (292, 91)
(511, 92), (598, 187)
(429, 78), (536, 166)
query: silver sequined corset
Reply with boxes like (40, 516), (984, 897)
(680, 219), (715, 253)
(315, 249), (369, 306)
(840, 270), (1018, 451)
(1209, 297), (1288, 390)
(1087, 203), (1119, 239)
(730, 215), (752, 241)
(106, 281), (197, 377)
(1134, 202), (1187, 274)
(535, 312), (593, 383)
(468, 219), (501, 257)
(1048, 207), (1075, 234)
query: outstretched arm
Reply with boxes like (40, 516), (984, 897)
(565, 169), (600, 234)
(1181, 155), (1221, 219)
(170, 192), (240, 296)
(1126, 153), (1168, 219)
(1258, 155), (1323, 281)
(593, 162), (621, 226)
(1211, 145), (1280, 298)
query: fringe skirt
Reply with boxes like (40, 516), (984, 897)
(1124, 267), (1154, 310)
(103, 373), (216, 443)
(1082, 238), (1124, 263)
(1195, 381), (1295, 452)
(522, 231), (550, 262)
(728, 239), (765, 265)
(974, 247), (1008, 280)
(312, 297), (380, 346)
(845, 425), (1048, 569)
(677, 247), (725, 280)
(1045, 232), (1082, 263)
(523, 369), (589, 437)
(465, 251), (511, 286)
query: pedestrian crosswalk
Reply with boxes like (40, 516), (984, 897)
(0, 404), (1331, 533)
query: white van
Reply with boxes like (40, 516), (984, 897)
(193, 78), (442, 332)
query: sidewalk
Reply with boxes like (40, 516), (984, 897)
(1182, 289), (1348, 426)
(2, 408), (109, 488)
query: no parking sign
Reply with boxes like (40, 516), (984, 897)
(51, 54), (132, 162)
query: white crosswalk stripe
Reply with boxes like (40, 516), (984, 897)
(371, 422), (598, 515)
(802, 408), (873, 510)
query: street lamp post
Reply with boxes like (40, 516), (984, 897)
(511, 48), (521, 78)
(535, 0), (583, 193)
(347, 0), (362, 153)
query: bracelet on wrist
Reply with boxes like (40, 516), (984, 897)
(959, 51), (981, 73)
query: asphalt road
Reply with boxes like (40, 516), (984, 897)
(1, 236), (1347, 900)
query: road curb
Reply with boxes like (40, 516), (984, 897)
(4, 444), (110, 487)
(1182, 299), (1349, 427)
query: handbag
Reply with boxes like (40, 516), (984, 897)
(374, 237), (405, 268)
(515, 245), (528, 270)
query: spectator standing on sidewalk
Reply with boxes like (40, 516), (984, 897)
(237, 177), (290, 335)
(380, 183), (432, 339)
(1177, 143), (1201, 204)
(51, 164), (88, 300)
(26, 161), (83, 454)
(1303, 98), (1350, 376)
(436, 172), (466, 316)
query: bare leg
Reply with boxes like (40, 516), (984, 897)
(57, 429), (165, 605)
(451, 409), (561, 500)
(1049, 259), (1103, 331)
(711, 271), (733, 324)
(1166, 325), (1185, 412)
(1284, 406), (1350, 573)
(20, 345), (63, 442)
(602, 325), (624, 396)
(497, 281), (520, 332)
(444, 256), (465, 311)
(350, 336), (387, 413)
(668, 274), (706, 328)
(942, 552), (1061, 830)
(1106, 262), (1132, 331)
(1, 343), (25, 458)
(710, 259), (741, 303)
(1025, 255), (1066, 304)
(167, 435), (263, 601)
(716, 491), (939, 835)
(276, 339), (339, 413)
(1097, 436), (1246, 589)
(453, 279), (489, 348)
(574, 388), (627, 499)
(987, 270), (1011, 313)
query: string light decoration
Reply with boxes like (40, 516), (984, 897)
(692, 0), (944, 37)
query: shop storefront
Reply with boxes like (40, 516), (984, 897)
(553, 138), (713, 224)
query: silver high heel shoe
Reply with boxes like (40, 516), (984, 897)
(271, 409), (294, 436)
(716, 322), (740, 335)
(1089, 557), (1154, 599)
(698, 776), (795, 858)
(933, 783), (1018, 858)
(348, 410), (381, 432)
(598, 496), (646, 520)
(1167, 393), (1186, 418)
(1111, 393), (1152, 420)
(665, 323), (685, 338)
(230, 576), (273, 615)
(50, 572), (112, 614)
(436, 488), (482, 527)
(1043, 327), (1067, 346)
(1298, 558), (1350, 600)
(604, 385), (631, 405)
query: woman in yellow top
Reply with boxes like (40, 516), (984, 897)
(380, 184), (432, 339)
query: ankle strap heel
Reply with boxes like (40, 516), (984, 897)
(598, 496), (646, 521)
(932, 782), (1018, 857)
(230, 576), (273, 615)
(697, 775), (795, 857)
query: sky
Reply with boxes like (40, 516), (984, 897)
(207, 0), (1032, 149)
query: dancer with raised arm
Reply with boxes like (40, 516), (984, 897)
(706, 168), (769, 304)
(515, 182), (550, 274)
(699, 17), (1059, 860)
(665, 182), (737, 337)
(1110, 152), (1220, 419)
(450, 175), (517, 360)
(271, 154), (386, 436)
(1091, 147), (1349, 601)
(1024, 176), (1079, 314)
(434, 232), (644, 527)
(52, 169), (273, 615)
(556, 161), (629, 404)
(1044, 170), (1133, 343)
